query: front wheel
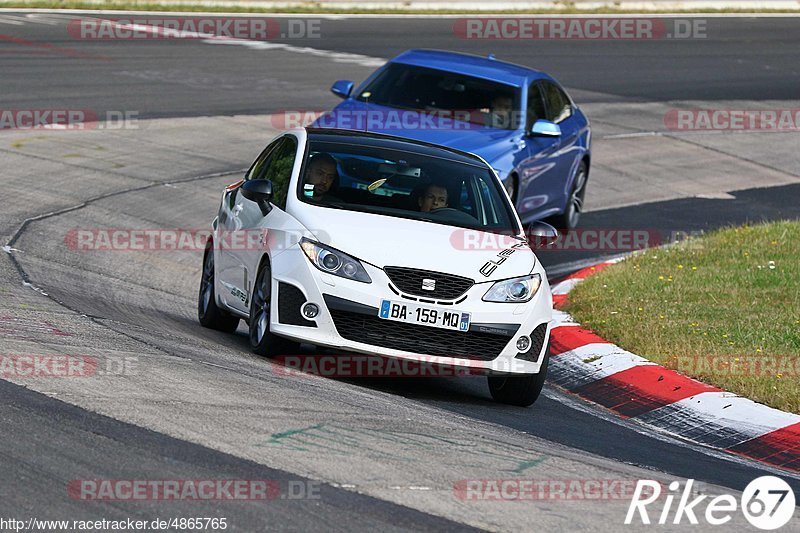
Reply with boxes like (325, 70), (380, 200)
(249, 261), (298, 357)
(488, 350), (549, 407)
(198, 245), (240, 333)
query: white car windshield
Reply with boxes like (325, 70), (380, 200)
(297, 137), (519, 235)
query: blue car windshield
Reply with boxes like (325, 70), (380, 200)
(298, 139), (520, 235)
(355, 63), (521, 130)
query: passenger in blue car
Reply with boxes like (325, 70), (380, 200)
(488, 94), (514, 129)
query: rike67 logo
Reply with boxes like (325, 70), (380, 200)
(626, 477), (796, 530)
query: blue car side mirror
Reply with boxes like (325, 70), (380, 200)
(331, 80), (354, 99)
(530, 119), (561, 137)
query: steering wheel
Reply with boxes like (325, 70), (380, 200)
(428, 207), (479, 224)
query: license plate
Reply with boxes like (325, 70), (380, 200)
(378, 300), (470, 332)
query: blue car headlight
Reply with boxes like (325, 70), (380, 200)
(300, 238), (372, 283)
(482, 273), (541, 303)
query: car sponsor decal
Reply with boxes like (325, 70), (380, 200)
(230, 287), (247, 303)
(479, 241), (528, 277)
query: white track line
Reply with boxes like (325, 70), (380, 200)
(0, 15), (25, 25)
(25, 13), (69, 25)
(75, 19), (387, 68)
(202, 38), (386, 67)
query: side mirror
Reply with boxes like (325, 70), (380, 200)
(330, 80), (354, 99)
(529, 119), (561, 137)
(526, 220), (559, 248)
(240, 180), (273, 216)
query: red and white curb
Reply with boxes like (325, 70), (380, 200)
(549, 259), (800, 473)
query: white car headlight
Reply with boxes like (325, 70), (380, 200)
(482, 273), (541, 303)
(300, 238), (372, 284)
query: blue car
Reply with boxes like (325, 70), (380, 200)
(314, 49), (591, 229)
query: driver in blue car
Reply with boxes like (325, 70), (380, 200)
(418, 183), (449, 212)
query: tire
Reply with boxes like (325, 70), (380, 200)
(504, 174), (518, 204)
(249, 261), (299, 357)
(488, 349), (549, 407)
(549, 161), (588, 230)
(198, 245), (240, 333)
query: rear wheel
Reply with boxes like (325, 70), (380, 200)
(249, 261), (298, 357)
(550, 161), (588, 230)
(488, 349), (549, 407)
(198, 245), (240, 333)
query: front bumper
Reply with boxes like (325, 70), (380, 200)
(269, 247), (552, 374)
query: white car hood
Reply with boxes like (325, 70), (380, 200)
(294, 205), (535, 283)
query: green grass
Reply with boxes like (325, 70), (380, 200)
(2, 1), (800, 13)
(565, 220), (800, 414)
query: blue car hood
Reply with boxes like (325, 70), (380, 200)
(314, 101), (520, 167)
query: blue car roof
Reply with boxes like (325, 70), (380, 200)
(389, 49), (544, 88)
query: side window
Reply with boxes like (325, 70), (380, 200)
(254, 136), (298, 210)
(245, 138), (282, 181)
(542, 81), (573, 124)
(232, 139), (281, 209)
(458, 179), (476, 218)
(526, 82), (547, 131)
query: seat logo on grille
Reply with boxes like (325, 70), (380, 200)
(421, 278), (436, 291)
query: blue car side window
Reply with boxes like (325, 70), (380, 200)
(526, 82), (548, 132)
(542, 81), (573, 124)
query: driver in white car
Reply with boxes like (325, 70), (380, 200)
(418, 183), (449, 212)
(304, 152), (340, 202)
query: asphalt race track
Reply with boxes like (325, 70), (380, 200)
(1, 11), (799, 531)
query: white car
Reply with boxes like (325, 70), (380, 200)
(198, 128), (556, 406)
